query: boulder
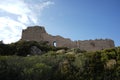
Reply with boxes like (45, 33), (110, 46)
(66, 52), (75, 55)
(56, 49), (65, 54)
(105, 59), (116, 69)
(30, 46), (42, 55)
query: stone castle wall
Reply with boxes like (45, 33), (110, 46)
(21, 26), (115, 51)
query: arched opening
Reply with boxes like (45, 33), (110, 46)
(53, 41), (57, 47)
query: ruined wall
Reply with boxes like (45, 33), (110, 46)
(76, 39), (114, 51)
(0, 41), (3, 44)
(21, 26), (115, 51)
(22, 26), (46, 41)
(21, 26), (76, 48)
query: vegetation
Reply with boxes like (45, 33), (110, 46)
(0, 41), (68, 56)
(0, 41), (120, 80)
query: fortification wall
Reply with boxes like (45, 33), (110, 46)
(21, 26), (115, 51)
(22, 26), (46, 41)
(76, 39), (114, 51)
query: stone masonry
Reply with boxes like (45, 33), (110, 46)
(21, 26), (115, 51)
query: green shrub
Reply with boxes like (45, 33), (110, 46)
(0, 46), (120, 80)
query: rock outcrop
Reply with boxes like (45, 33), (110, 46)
(56, 49), (66, 54)
(30, 46), (42, 55)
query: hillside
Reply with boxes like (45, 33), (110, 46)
(0, 41), (120, 80)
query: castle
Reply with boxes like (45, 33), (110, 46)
(21, 26), (115, 51)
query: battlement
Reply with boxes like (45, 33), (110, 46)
(21, 26), (115, 51)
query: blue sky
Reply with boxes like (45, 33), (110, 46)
(40, 0), (120, 46)
(0, 0), (120, 46)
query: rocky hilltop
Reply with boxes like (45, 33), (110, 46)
(21, 26), (115, 51)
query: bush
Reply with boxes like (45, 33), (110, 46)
(0, 46), (120, 80)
